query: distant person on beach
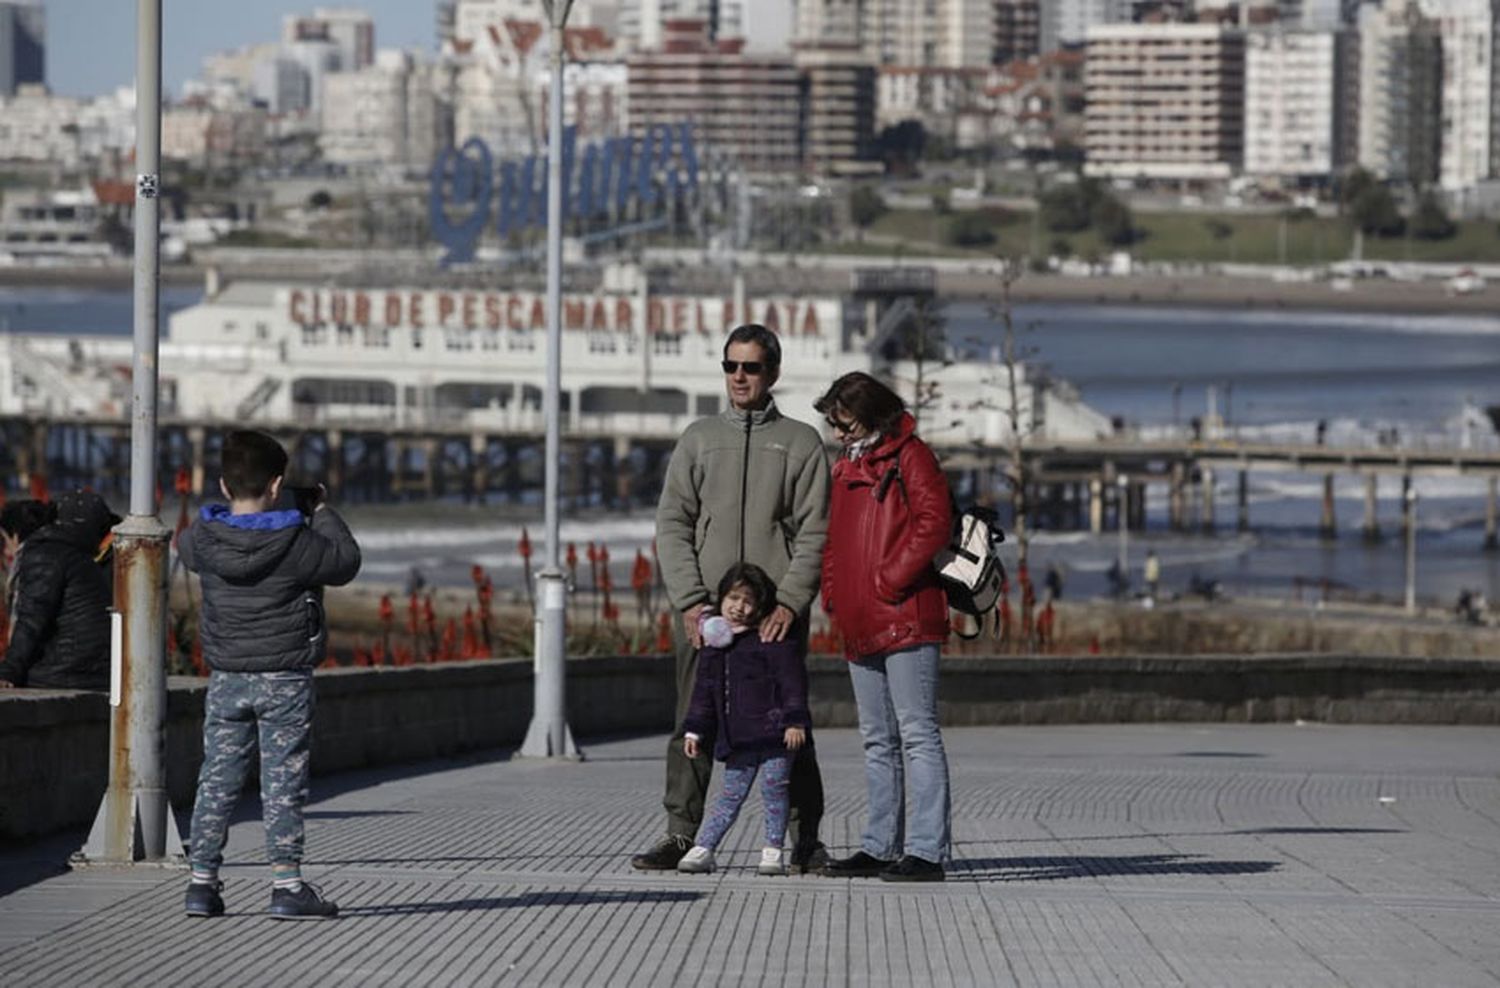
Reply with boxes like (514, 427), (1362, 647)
(1106, 559), (1127, 599)
(816, 371), (953, 882)
(178, 430), (360, 920)
(0, 491), (116, 690)
(1144, 550), (1161, 602)
(633, 324), (830, 875)
(1044, 563), (1063, 602)
(677, 563), (811, 876)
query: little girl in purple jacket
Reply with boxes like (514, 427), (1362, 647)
(678, 562), (811, 876)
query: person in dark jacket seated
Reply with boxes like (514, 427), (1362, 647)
(0, 491), (118, 690)
(177, 430), (360, 922)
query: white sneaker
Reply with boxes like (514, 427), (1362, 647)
(677, 846), (715, 874)
(757, 847), (786, 876)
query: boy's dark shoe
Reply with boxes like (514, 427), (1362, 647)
(268, 883), (339, 920)
(880, 855), (945, 883)
(792, 840), (830, 875)
(184, 880), (225, 918)
(821, 851), (892, 878)
(631, 834), (693, 871)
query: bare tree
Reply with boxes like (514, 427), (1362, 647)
(991, 261), (1038, 646)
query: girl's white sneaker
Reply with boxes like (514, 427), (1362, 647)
(757, 847), (786, 876)
(677, 846), (715, 874)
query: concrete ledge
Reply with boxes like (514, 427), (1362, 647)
(4, 652), (1499, 841)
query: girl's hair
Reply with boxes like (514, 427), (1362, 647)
(715, 562), (778, 626)
(0, 499), (56, 542)
(813, 371), (906, 436)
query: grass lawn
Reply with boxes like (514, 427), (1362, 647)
(859, 208), (1500, 265)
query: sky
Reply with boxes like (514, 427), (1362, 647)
(43, 1), (437, 99)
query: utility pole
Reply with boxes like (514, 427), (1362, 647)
(1404, 486), (1418, 615)
(1117, 474), (1129, 579)
(521, 0), (580, 759)
(76, 0), (184, 866)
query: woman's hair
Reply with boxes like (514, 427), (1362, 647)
(814, 371), (906, 436)
(0, 499), (56, 542)
(715, 562), (778, 626)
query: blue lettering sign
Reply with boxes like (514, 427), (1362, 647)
(429, 123), (700, 267)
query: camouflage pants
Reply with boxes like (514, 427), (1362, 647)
(189, 669), (315, 873)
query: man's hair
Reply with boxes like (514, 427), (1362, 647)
(221, 430), (289, 500)
(814, 371), (906, 436)
(722, 323), (781, 368)
(715, 562), (778, 626)
(0, 499), (55, 542)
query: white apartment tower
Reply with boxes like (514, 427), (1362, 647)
(795, 0), (994, 67)
(1084, 22), (1246, 179)
(1355, 0), (1441, 184)
(1046, 0), (1133, 51)
(1419, 0), (1497, 192)
(283, 8), (375, 71)
(1244, 28), (1346, 179)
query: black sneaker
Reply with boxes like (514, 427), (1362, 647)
(880, 855), (945, 883)
(791, 841), (831, 875)
(631, 834), (693, 871)
(821, 851), (892, 878)
(184, 880), (224, 918)
(268, 883), (339, 920)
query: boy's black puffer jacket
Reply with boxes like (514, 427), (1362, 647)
(179, 504), (361, 672)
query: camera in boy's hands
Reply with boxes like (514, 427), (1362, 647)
(286, 483), (326, 517)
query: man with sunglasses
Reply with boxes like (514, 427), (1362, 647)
(633, 323), (832, 874)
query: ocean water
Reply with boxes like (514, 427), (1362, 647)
(5, 285), (1498, 607)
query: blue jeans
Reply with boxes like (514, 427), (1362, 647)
(847, 644), (950, 863)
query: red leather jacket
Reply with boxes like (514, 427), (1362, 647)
(821, 413), (952, 660)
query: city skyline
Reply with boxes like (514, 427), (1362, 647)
(44, 0), (433, 99)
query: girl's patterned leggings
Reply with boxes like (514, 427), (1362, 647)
(696, 749), (791, 850)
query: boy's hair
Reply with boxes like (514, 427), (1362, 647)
(0, 499), (55, 542)
(715, 562), (778, 626)
(221, 430), (289, 500)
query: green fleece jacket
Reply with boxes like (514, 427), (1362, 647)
(656, 400), (830, 616)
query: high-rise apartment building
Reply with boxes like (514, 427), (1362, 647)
(1421, 0), (1497, 191)
(1355, 0), (1440, 185)
(1084, 22), (1246, 178)
(995, 0), (1042, 65)
(795, 0), (994, 68)
(1244, 28), (1349, 179)
(795, 43), (878, 175)
(283, 8), (375, 71)
(320, 50), (441, 167)
(619, 0), (747, 51)
(0, 0), (44, 97)
(626, 18), (800, 173)
(1046, 0), (1133, 51)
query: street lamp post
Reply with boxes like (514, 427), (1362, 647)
(1404, 487), (1418, 615)
(76, 0), (184, 865)
(1117, 473), (1129, 587)
(521, 0), (579, 759)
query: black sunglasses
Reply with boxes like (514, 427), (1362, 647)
(826, 416), (860, 434)
(721, 360), (767, 375)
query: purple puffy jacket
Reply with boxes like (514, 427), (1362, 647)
(683, 631), (811, 761)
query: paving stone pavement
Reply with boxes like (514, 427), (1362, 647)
(2, 724), (1499, 987)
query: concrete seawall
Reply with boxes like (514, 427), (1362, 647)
(4, 653), (1499, 841)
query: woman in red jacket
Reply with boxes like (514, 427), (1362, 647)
(815, 372), (952, 882)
